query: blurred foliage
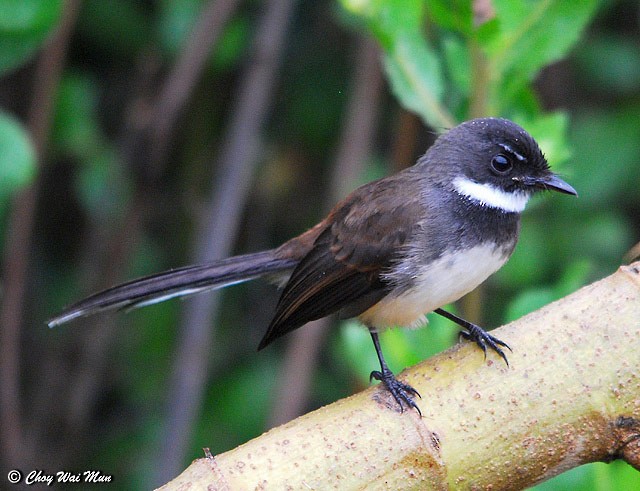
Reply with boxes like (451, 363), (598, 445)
(0, 111), (35, 204)
(1, 0), (639, 488)
(341, 0), (452, 127)
(0, 0), (62, 73)
(340, 0), (599, 132)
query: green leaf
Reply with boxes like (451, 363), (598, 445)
(0, 0), (63, 74)
(341, 0), (424, 49)
(424, 0), (472, 35)
(52, 71), (101, 158)
(481, 0), (600, 111)
(0, 111), (37, 201)
(441, 34), (471, 99)
(382, 34), (452, 128)
(340, 0), (454, 128)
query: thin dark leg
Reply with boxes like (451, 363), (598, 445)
(434, 308), (511, 366)
(369, 331), (421, 415)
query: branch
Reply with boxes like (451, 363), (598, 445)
(157, 262), (640, 490)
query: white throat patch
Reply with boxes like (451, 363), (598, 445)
(453, 177), (530, 213)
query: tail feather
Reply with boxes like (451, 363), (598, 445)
(48, 250), (296, 327)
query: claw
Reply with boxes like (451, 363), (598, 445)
(369, 331), (422, 415)
(461, 324), (511, 366)
(370, 368), (422, 416)
(434, 308), (511, 366)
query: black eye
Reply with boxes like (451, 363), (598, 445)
(491, 154), (513, 174)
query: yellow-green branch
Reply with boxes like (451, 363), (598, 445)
(158, 262), (640, 490)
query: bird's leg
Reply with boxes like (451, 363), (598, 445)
(369, 331), (421, 415)
(434, 308), (511, 366)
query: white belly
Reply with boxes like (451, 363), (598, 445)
(358, 243), (509, 329)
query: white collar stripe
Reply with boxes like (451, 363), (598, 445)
(453, 177), (530, 213)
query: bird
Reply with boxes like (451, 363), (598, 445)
(48, 117), (577, 415)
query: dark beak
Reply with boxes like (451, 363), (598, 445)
(521, 174), (578, 196)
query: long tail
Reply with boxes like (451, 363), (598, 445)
(48, 250), (297, 327)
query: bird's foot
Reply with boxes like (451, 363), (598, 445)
(370, 368), (422, 416)
(460, 323), (511, 366)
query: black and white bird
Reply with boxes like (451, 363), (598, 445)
(49, 117), (577, 414)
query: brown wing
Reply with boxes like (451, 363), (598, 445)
(258, 174), (422, 349)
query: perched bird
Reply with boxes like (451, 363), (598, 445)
(49, 117), (577, 414)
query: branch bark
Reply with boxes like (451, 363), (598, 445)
(157, 262), (640, 490)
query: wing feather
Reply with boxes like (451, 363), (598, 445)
(258, 173), (423, 349)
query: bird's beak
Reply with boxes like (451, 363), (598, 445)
(519, 173), (578, 196)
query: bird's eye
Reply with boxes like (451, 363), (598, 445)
(491, 154), (513, 174)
